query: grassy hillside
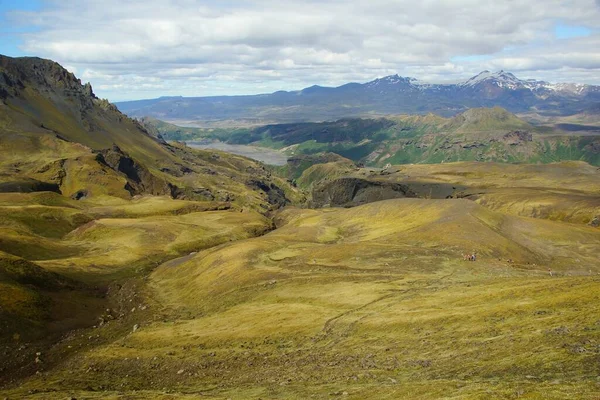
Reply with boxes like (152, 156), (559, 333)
(0, 55), (300, 385)
(3, 198), (598, 398)
(0, 56), (301, 211)
(302, 161), (600, 225)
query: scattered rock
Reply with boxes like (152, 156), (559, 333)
(502, 130), (533, 145)
(548, 326), (570, 335)
(132, 324), (139, 333)
(70, 189), (89, 200)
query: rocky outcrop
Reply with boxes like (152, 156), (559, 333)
(0, 179), (61, 194)
(0, 56), (91, 97)
(311, 177), (417, 208)
(501, 130), (533, 145)
(247, 179), (289, 209)
(584, 140), (600, 154)
(95, 145), (177, 197)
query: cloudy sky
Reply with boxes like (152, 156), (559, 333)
(1, 0), (599, 101)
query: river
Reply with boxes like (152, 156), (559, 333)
(186, 141), (288, 166)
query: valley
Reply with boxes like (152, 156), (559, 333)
(0, 55), (599, 400)
(140, 107), (600, 169)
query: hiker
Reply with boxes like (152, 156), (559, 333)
(548, 268), (553, 277)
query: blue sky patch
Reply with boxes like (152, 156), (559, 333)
(0, 0), (42, 56)
(554, 23), (592, 39)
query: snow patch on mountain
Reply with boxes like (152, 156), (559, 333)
(461, 70), (525, 90)
(459, 70), (597, 94)
(366, 74), (420, 87)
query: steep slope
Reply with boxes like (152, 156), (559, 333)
(0, 56), (173, 167)
(0, 55), (299, 209)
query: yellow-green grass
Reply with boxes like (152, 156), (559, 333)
(0, 226), (84, 260)
(0, 120), (90, 168)
(151, 199), (599, 314)
(84, 195), (233, 218)
(394, 161), (600, 194)
(29, 209), (271, 282)
(0, 190), (271, 282)
(0, 194), (273, 381)
(296, 160), (356, 189)
(0, 251), (104, 346)
(443, 107), (534, 133)
(7, 198), (598, 398)
(0, 192), (83, 208)
(303, 161), (600, 224)
(5, 275), (599, 399)
(471, 188), (600, 225)
(8, 87), (179, 169)
(1, 105), (300, 212)
(0, 204), (92, 238)
(0, 130), (134, 199)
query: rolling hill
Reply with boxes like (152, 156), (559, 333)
(4, 196), (599, 399)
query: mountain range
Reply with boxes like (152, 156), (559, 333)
(116, 71), (600, 124)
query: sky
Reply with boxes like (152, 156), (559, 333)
(0, 0), (599, 102)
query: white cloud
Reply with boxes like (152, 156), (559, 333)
(12, 0), (600, 101)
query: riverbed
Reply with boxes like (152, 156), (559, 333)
(186, 141), (288, 166)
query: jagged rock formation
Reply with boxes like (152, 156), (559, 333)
(95, 145), (176, 197)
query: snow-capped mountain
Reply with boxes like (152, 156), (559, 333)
(458, 70), (598, 96)
(117, 71), (600, 122)
(365, 74), (421, 88)
(461, 70), (529, 89)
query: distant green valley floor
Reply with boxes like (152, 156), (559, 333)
(139, 107), (600, 169)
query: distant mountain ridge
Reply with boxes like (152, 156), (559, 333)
(116, 71), (600, 124)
